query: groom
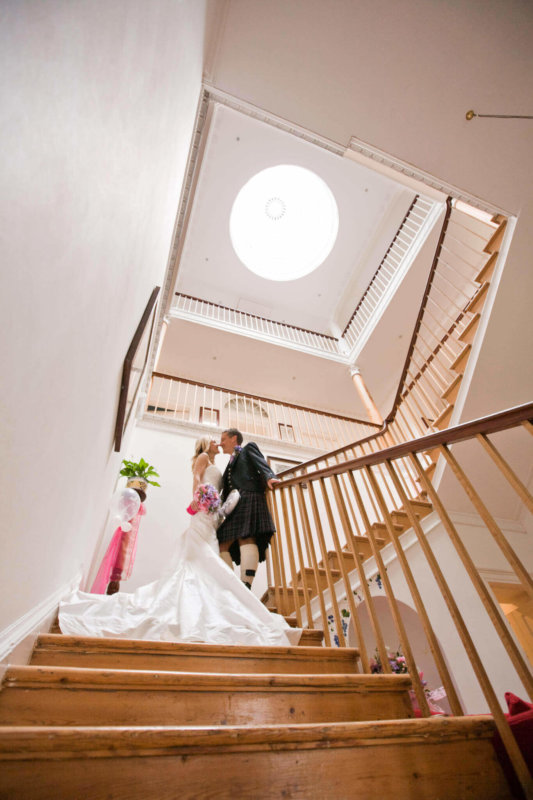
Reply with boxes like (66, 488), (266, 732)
(218, 428), (280, 589)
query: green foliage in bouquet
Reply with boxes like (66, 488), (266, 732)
(120, 458), (161, 487)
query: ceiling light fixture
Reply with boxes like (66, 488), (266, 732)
(230, 164), (339, 281)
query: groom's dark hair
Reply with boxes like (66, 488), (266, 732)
(223, 428), (243, 445)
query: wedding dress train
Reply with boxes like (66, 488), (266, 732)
(59, 465), (300, 647)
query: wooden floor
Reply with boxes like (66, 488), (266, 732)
(0, 632), (512, 799)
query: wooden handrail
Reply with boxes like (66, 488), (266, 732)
(386, 198), (453, 424)
(275, 401), (533, 486)
(151, 372), (382, 426)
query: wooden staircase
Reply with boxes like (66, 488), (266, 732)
(430, 218), (505, 434)
(0, 633), (511, 798)
(263, 497), (434, 619)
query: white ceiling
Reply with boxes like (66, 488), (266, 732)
(175, 103), (415, 335)
(158, 99), (443, 420)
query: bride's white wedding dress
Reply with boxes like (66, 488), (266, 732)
(59, 465), (300, 647)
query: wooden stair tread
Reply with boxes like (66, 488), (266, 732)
(465, 281), (489, 314)
(343, 534), (385, 550)
(4, 664), (405, 690)
(442, 373), (463, 403)
(406, 499), (433, 513)
(297, 566), (341, 577)
(458, 313), (480, 345)
(433, 403), (454, 430)
(483, 219), (506, 254)
(34, 633), (325, 658)
(0, 719), (511, 799)
(31, 633), (346, 671)
(0, 716), (500, 754)
(300, 629), (325, 646)
(0, 666), (414, 727)
(475, 251), (498, 284)
(450, 342), (471, 373)
(371, 521), (403, 534)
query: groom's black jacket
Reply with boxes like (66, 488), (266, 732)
(222, 442), (276, 498)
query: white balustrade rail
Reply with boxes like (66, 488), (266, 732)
(342, 195), (437, 353)
(146, 373), (379, 451)
(171, 294), (343, 357)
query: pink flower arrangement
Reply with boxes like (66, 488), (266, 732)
(186, 483), (221, 516)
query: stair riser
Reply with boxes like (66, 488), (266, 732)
(0, 686), (413, 727)
(296, 572), (338, 592)
(30, 649), (357, 674)
(0, 737), (510, 799)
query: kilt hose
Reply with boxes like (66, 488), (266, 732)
(217, 491), (275, 565)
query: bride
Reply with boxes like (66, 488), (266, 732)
(59, 437), (299, 647)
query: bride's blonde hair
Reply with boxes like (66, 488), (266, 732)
(191, 436), (212, 470)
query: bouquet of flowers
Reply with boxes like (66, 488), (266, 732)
(370, 647), (408, 674)
(186, 484), (221, 516)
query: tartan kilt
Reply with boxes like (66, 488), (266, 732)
(217, 491), (275, 565)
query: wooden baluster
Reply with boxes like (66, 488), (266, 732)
(345, 470), (392, 672)
(409, 452), (533, 697)
(415, 330), (452, 386)
(419, 317), (456, 365)
(409, 382), (436, 423)
(522, 420), (533, 436)
(406, 365), (442, 418)
(382, 421), (420, 497)
(401, 396), (428, 440)
(364, 465), (431, 715)
(266, 493), (283, 617)
(269, 490), (288, 592)
(307, 480), (346, 646)
(279, 488), (303, 627)
(439, 443), (533, 604)
(476, 433), (533, 513)
(329, 474), (370, 671)
(338, 471), (364, 537)
(287, 487), (314, 629)
(411, 346), (447, 395)
(357, 463), (381, 523)
(295, 483), (329, 642)
(359, 465), (429, 712)
(383, 458), (463, 715)
(360, 441), (399, 510)
(409, 452), (533, 797)
(402, 387), (432, 433)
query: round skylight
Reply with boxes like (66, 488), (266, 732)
(229, 165), (339, 281)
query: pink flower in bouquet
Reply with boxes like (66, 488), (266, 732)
(187, 483), (221, 515)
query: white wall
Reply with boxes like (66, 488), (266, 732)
(0, 0), (208, 638)
(211, 0), (533, 417)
